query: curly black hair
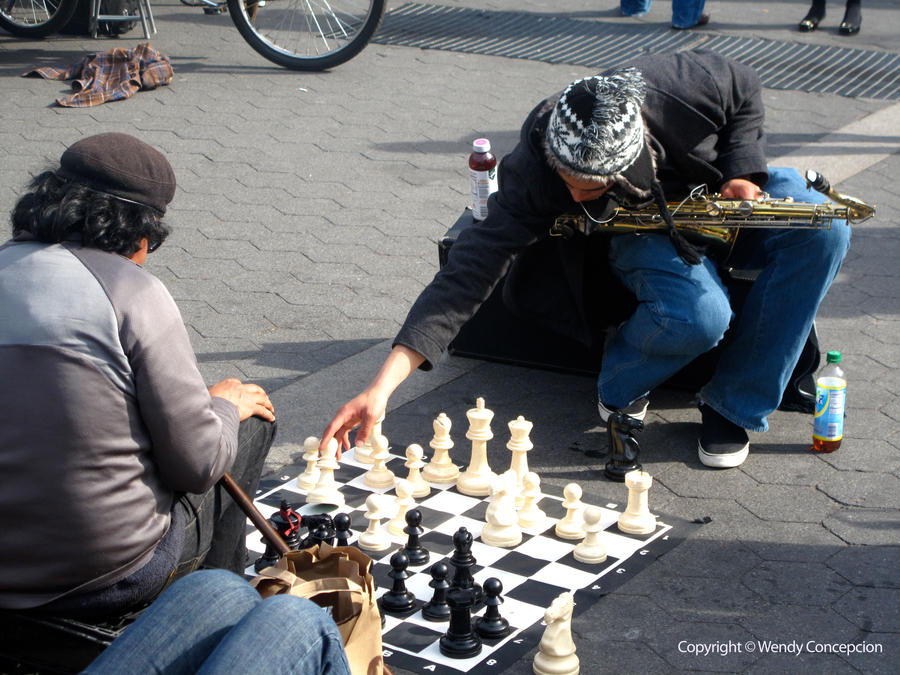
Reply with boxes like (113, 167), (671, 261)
(11, 170), (170, 256)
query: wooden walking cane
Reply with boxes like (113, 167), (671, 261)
(219, 472), (290, 556)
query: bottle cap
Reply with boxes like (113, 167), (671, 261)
(826, 350), (841, 363)
(472, 138), (491, 153)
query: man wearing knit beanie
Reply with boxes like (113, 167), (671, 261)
(323, 50), (850, 474)
(0, 133), (277, 616)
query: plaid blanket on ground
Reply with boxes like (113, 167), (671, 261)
(24, 42), (173, 108)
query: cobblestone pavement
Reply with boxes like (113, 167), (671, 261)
(1, 0), (897, 671)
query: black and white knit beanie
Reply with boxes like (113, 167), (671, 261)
(545, 68), (647, 183)
(544, 68), (703, 265)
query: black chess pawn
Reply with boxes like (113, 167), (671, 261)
(604, 410), (643, 482)
(475, 577), (510, 640)
(449, 527), (483, 607)
(422, 562), (451, 622)
(254, 544), (280, 573)
(439, 587), (481, 659)
(312, 522), (331, 547)
(333, 512), (352, 547)
(402, 509), (429, 567)
(379, 551), (416, 615)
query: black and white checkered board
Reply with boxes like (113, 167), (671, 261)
(246, 448), (692, 674)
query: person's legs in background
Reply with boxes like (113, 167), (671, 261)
(671, 0), (708, 29)
(620, 0), (652, 18)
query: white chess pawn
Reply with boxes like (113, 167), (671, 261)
(404, 444), (431, 498)
(518, 471), (546, 529)
(456, 397), (497, 497)
(358, 494), (392, 552)
(422, 412), (459, 484)
(481, 470), (522, 548)
(387, 479), (417, 537)
(617, 470), (657, 535)
(306, 438), (345, 507)
(533, 592), (579, 675)
(296, 436), (320, 491)
(364, 432), (396, 489)
(554, 482), (585, 540)
(573, 506), (607, 564)
(507, 416), (533, 508)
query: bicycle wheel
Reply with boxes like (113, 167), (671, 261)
(227, 0), (385, 71)
(0, 0), (78, 37)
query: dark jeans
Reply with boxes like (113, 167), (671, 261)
(37, 417), (276, 620)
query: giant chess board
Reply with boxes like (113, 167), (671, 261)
(245, 442), (695, 674)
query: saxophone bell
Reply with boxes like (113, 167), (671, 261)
(805, 169), (876, 223)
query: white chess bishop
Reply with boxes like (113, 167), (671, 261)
(422, 412), (460, 484)
(518, 471), (546, 529)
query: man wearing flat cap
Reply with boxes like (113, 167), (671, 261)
(323, 49), (849, 471)
(0, 133), (277, 617)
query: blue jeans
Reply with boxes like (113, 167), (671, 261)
(597, 167), (851, 431)
(83, 570), (351, 675)
(621, 0), (707, 28)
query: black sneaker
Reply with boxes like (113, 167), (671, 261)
(598, 396), (649, 423)
(697, 404), (749, 468)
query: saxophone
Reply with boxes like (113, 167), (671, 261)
(550, 170), (875, 257)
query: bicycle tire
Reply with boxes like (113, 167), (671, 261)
(226, 0), (385, 71)
(0, 0), (78, 37)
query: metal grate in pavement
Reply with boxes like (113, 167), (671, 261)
(374, 3), (900, 100)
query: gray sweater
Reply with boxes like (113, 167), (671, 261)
(0, 234), (239, 609)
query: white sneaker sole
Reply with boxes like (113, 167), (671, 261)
(598, 399), (648, 423)
(697, 441), (749, 468)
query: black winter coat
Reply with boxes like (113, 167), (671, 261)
(395, 50), (770, 369)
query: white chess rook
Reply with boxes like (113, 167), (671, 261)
(533, 591), (579, 675)
(618, 470), (656, 535)
(457, 397), (497, 497)
(507, 416), (533, 509)
(423, 412), (460, 484)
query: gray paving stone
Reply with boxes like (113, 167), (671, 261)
(742, 561), (853, 606)
(827, 545), (900, 589)
(824, 507), (900, 546)
(833, 587), (900, 633)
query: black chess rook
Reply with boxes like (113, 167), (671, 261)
(439, 587), (481, 659)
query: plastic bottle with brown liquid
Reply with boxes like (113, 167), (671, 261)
(469, 138), (498, 221)
(812, 350), (846, 453)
